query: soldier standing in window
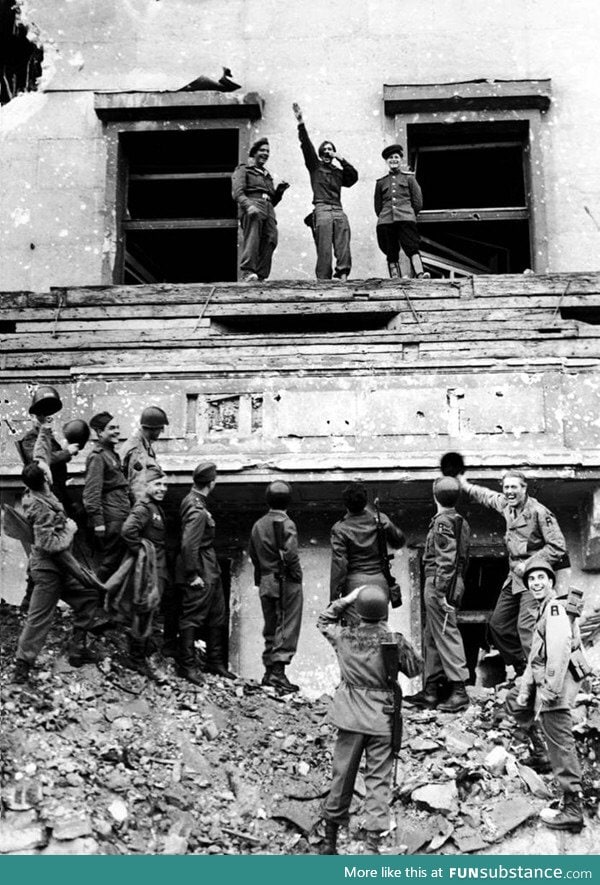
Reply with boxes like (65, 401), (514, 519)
(249, 480), (303, 693)
(374, 144), (430, 279)
(293, 103), (358, 281)
(458, 470), (567, 675)
(231, 138), (289, 282)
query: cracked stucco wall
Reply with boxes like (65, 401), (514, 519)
(1, 0), (600, 289)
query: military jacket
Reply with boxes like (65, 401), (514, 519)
(23, 489), (77, 567)
(374, 171), (423, 225)
(462, 481), (566, 594)
(119, 429), (161, 502)
(231, 163), (284, 215)
(318, 597), (402, 735)
(121, 497), (167, 577)
(82, 442), (130, 528)
(249, 509), (302, 585)
(522, 594), (584, 711)
(423, 509), (470, 600)
(175, 487), (221, 586)
(330, 508), (404, 600)
(297, 123), (358, 206)
(20, 425), (72, 505)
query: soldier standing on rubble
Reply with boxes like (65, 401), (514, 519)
(249, 480), (303, 693)
(119, 406), (169, 503)
(293, 103), (358, 281)
(458, 470), (567, 674)
(374, 145), (430, 279)
(330, 481), (404, 623)
(171, 462), (236, 682)
(83, 412), (131, 583)
(405, 477), (471, 713)
(231, 138), (290, 282)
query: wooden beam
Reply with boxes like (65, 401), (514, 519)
(383, 79), (552, 115)
(94, 90), (265, 122)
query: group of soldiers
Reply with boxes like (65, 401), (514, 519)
(10, 387), (591, 850)
(231, 103), (431, 283)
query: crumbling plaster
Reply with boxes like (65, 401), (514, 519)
(1, 0), (600, 289)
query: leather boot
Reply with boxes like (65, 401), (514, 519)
(178, 627), (204, 685)
(364, 831), (381, 854)
(523, 724), (551, 773)
(205, 627), (237, 679)
(540, 793), (584, 832)
(438, 682), (470, 713)
(12, 659), (31, 683)
(261, 665), (274, 686)
(162, 610), (180, 659)
(263, 661), (299, 692)
(68, 629), (98, 667)
(410, 253), (431, 279)
(319, 821), (338, 855)
(387, 262), (400, 279)
(404, 681), (439, 709)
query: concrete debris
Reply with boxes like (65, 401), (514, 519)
(411, 781), (458, 815)
(49, 811), (93, 840)
(41, 836), (99, 855)
(484, 744), (509, 775)
(0, 822), (47, 854)
(516, 763), (552, 799)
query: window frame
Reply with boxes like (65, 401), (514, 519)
(383, 80), (551, 273)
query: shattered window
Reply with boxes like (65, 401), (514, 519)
(408, 121), (532, 276)
(0, 0), (43, 106)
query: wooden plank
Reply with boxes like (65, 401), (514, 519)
(419, 208), (529, 223)
(122, 218), (237, 230)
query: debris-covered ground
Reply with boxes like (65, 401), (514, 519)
(2, 603), (600, 856)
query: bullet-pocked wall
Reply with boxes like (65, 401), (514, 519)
(2, 0), (600, 290)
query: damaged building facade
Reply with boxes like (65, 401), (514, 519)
(2, 0), (600, 690)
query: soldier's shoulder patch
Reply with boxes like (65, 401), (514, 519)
(133, 461), (143, 472)
(437, 520), (454, 536)
(545, 514), (556, 526)
(549, 603), (561, 617)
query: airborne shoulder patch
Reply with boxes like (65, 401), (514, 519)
(437, 521), (454, 536)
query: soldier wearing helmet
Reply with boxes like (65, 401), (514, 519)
(317, 584), (413, 855)
(249, 480), (303, 692)
(119, 406), (169, 502)
(405, 476), (471, 714)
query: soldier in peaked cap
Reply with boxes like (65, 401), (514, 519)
(374, 144), (429, 279)
(119, 406), (169, 503)
(231, 138), (290, 282)
(169, 462), (236, 682)
(249, 480), (303, 692)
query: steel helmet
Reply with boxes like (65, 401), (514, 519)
(29, 386), (63, 417)
(522, 556), (556, 588)
(62, 419), (90, 448)
(140, 406), (169, 428)
(440, 451), (466, 477)
(356, 585), (389, 622)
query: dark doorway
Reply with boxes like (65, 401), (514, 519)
(457, 555), (508, 682)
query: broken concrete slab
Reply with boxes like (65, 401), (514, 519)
(445, 729), (476, 756)
(408, 737), (440, 753)
(484, 796), (538, 842)
(411, 781), (458, 815)
(484, 745), (509, 775)
(0, 823), (47, 854)
(452, 825), (489, 853)
(49, 812), (93, 840)
(41, 836), (99, 855)
(516, 763), (552, 799)
(271, 799), (320, 835)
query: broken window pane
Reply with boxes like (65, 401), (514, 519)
(0, 0), (43, 106)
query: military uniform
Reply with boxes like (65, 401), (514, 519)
(317, 596), (399, 833)
(83, 441), (130, 581)
(19, 424), (73, 512)
(15, 490), (104, 665)
(297, 123), (358, 280)
(172, 486), (227, 669)
(374, 170), (423, 263)
(422, 509), (470, 686)
(249, 509), (303, 669)
(119, 429), (161, 503)
(329, 508), (404, 619)
(231, 162), (286, 280)
(462, 480), (566, 669)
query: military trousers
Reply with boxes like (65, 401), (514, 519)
(96, 518), (128, 583)
(240, 201), (278, 280)
(16, 565), (101, 665)
(173, 577), (227, 633)
(423, 576), (469, 684)
(313, 204), (351, 280)
(258, 574), (303, 667)
(323, 729), (393, 832)
(489, 585), (537, 670)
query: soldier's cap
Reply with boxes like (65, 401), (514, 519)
(193, 461), (217, 485)
(522, 556), (556, 587)
(318, 140), (336, 157)
(382, 143), (404, 160)
(249, 137), (269, 157)
(146, 465), (166, 483)
(433, 476), (461, 507)
(89, 411), (113, 433)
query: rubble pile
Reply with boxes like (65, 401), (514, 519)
(2, 603), (600, 856)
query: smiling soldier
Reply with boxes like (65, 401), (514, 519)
(458, 470), (567, 675)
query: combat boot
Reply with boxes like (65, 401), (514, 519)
(540, 793), (584, 833)
(12, 659), (31, 684)
(261, 665), (274, 686)
(263, 662), (299, 692)
(364, 831), (381, 854)
(523, 725), (551, 774)
(404, 681), (439, 709)
(437, 682), (470, 713)
(177, 627), (204, 685)
(205, 627), (237, 680)
(319, 821), (338, 855)
(67, 630), (98, 667)
(387, 262), (400, 279)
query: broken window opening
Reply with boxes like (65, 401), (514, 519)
(119, 128), (239, 284)
(0, 0), (43, 106)
(408, 122), (532, 276)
